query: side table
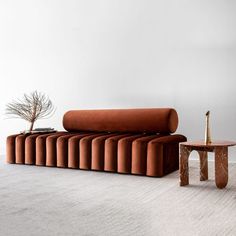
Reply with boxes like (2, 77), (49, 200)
(179, 141), (236, 189)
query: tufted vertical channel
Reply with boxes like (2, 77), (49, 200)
(57, 133), (80, 168)
(104, 133), (131, 172)
(46, 132), (68, 167)
(15, 134), (27, 164)
(146, 135), (187, 176)
(6, 134), (18, 164)
(79, 133), (106, 170)
(117, 134), (145, 174)
(67, 133), (92, 169)
(36, 133), (56, 166)
(91, 133), (118, 171)
(131, 135), (163, 175)
(25, 134), (43, 165)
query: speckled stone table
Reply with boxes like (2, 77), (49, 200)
(179, 141), (236, 189)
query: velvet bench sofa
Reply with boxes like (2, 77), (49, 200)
(6, 108), (186, 177)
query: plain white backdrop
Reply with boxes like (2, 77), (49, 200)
(0, 0), (236, 160)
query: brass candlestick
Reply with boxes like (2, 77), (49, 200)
(205, 111), (212, 144)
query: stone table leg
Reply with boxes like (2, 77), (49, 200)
(180, 145), (191, 186)
(198, 151), (208, 181)
(214, 147), (228, 189)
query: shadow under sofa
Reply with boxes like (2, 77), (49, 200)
(6, 108), (187, 177)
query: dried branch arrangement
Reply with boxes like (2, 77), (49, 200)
(6, 91), (55, 132)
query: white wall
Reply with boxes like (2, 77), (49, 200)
(1, 0), (236, 160)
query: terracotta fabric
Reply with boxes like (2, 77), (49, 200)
(104, 133), (131, 172)
(79, 133), (106, 170)
(25, 134), (42, 165)
(16, 135), (27, 164)
(63, 108), (178, 133)
(147, 135), (187, 176)
(36, 133), (62, 166)
(6, 134), (18, 164)
(68, 133), (92, 169)
(91, 133), (119, 171)
(6, 131), (186, 177)
(6, 108), (186, 177)
(131, 135), (164, 175)
(117, 134), (145, 174)
(57, 133), (82, 168)
(46, 132), (70, 167)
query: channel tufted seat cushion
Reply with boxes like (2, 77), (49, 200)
(6, 108), (186, 177)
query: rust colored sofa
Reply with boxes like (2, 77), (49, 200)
(6, 108), (186, 177)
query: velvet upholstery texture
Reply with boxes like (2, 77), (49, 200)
(63, 108), (178, 133)
(6, 108), (187, 177)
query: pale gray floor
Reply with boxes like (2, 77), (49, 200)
(0, 156), (236, 236)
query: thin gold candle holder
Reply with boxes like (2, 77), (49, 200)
(205, 111), (212, 144)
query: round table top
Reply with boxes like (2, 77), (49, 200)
(180, 140), (236, 148)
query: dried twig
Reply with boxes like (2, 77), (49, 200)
(6, 91), (55, 131)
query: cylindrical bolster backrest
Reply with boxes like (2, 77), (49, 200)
(63, 108), (178, 133)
